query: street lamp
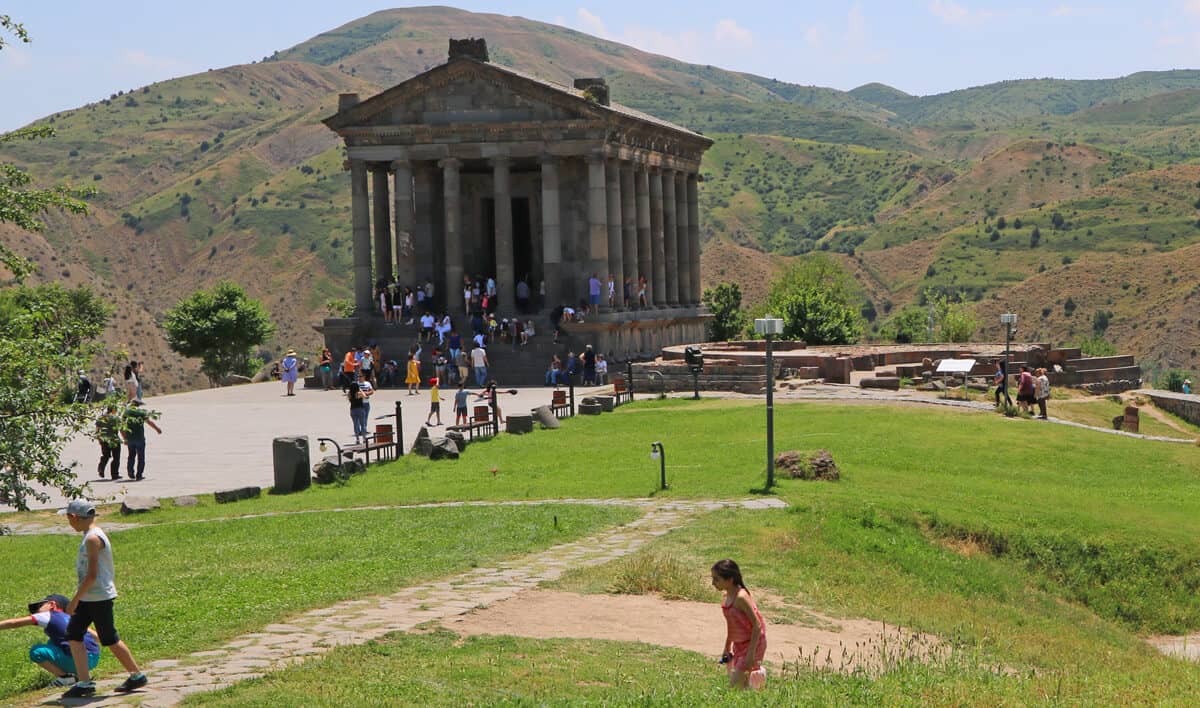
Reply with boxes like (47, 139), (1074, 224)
(1000, 313), (1017, 405)
(650, 441), (667, 490)
(754, 316), (784, 489)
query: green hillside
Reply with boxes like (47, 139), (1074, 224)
(4, 6), (1200, 389)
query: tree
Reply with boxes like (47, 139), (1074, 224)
(759, 256), (861, 345)
(0, 284), (112, 510)
(164, 282), (275, 386)
(925, 289), (978, 343)
(0, 18), (110, 510)
(702, 282), (747, 341)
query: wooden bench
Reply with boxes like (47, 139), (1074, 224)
(342, 433), (396, 464)
(550, 389), (571, 418)
(612, 376), (632, 406)
(448, 405), (496, 440)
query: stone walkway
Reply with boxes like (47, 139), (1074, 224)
(28, 497), (785, 706)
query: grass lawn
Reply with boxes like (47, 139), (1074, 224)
(4, 398), (1199, 702)
(184, 629), (1012, 707)
(1051, 398), (1200, 438)
(0, 503), (635, 699)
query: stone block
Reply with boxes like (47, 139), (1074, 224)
(174, 496), (199, 507)
(860, 377), (901, 390)
(272, 436), (311, 494)
(412, 426), (433, 457)
(506, 415), (534, 434)
(532, 405), (561, 429)
(578, 402), (603, 415)
(120, 496), (160, 514)
(428, 438), (460, 460)
(594, 396), (616, 412)
(445, 430), (468, 450)
(215, 487), (261, 504)
(775, 449), (840, 481)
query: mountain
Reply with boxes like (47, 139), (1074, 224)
(3, 6), (1199, 391)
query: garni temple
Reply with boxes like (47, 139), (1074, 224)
(320, 38), (712, 378)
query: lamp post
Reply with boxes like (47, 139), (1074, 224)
(754, 316), (784, 489)
(650, 441), (667, 490)
(1000, 313), (1017, 405)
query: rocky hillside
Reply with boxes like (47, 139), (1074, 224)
(3, 6), (1199, 390)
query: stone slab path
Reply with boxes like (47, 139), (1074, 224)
(26, 497), (784, 706)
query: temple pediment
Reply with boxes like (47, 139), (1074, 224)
(326, 59), (603, 131)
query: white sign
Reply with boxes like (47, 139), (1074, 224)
(935, 358), (977, 374)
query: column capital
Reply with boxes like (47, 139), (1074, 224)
(586, 150), (606, 166)
(438, 157), (462, 170)
(491, 155), (511, 168)
(390, 158), (411, 170)
(540, 153), (559, 167)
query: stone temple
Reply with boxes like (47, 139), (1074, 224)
(320, 38), (712, 374)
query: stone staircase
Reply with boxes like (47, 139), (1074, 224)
(340, 316), (600, 388)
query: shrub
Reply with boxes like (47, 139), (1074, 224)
(1160, 369), (1194, 393)
(608, 552), (709, 601)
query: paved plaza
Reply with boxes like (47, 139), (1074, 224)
(13, 381), (608, 512)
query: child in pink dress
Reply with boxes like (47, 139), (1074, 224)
(712, 559), (767, 690)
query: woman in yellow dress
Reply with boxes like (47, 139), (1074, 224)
(405, 354), (421, 396)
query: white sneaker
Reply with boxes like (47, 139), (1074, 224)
(51, 674), (77, 687)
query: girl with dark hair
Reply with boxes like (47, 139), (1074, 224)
(711, 559), (767, 690)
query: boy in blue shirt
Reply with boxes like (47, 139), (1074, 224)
(0, 593), (100, 687)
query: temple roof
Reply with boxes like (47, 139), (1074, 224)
(323, 56), (712, 148)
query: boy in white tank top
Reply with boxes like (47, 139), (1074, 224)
(62, 500), (148, 698)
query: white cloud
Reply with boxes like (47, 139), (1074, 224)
(575, 8), (610, 39)
(1184, 0), (1200, 16)
(928, 0), (1003, 27)
(570, 9), (755, 63)
(714, 19), (753, 49)
(803, 25), (825, 48)
(120, 49), (183, 71)
(847, 3), (867, 46)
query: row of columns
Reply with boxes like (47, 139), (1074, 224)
(347, 154), (703, 317)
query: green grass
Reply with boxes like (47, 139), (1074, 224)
(182, 628), (1028, 706)
(0, 503), (634, 699)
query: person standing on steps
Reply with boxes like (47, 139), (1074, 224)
(588, 273), (602, 310)
(122, 400), (161, 481)
(471, 343), (489, 387)
(62, 500), (149, 699)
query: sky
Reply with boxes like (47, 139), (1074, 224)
(4, 1), (1200, 131)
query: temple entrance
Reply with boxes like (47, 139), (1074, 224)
(483, 197), (534, 290)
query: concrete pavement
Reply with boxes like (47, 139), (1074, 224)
(10, 380), (605, 512)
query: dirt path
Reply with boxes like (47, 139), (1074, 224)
(444, 589), (942, 673)
(22, 498), (785, 707)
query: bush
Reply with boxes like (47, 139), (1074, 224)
(608, 552), (709, 601)
(1076, 335), (1116, 357)
(701, 282), (747, 341)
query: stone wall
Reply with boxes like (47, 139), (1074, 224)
(1144, 391), (1200, 426)
(632, 359), (771, 394)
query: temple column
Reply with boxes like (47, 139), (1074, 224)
(687, 173), (702, 304)
(392, 159), (415, 287)
(586, 152), (609, 300)
(440, 158), (464, 313)
(661, 168), (679, 306)
(649, 167), (666, 308)
(413, 162), (436, 286)
(349, 159), (373, 315)
(371, 167), (392, 284)
(540, 156), (562, 310)
(492, 156), (516, 314)
(674, 170), (691, 305)
(605, 157), (624, 310)
(620, 162), (637, 310)
(635, 164), (652, 308)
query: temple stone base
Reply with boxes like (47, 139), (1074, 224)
(318, 307), (710, 386)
